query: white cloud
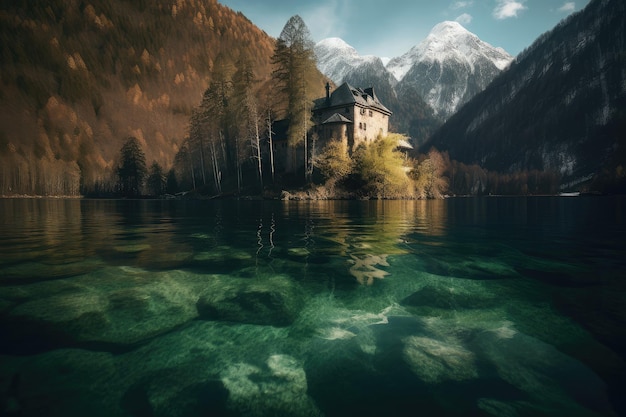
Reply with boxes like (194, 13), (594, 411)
(452, 1), (474, 10)
(455, 13), (473, 25)
(493, 0), (527, 19)
(558, 2), (576, 13)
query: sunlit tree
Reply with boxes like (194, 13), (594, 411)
(412, 148), (449, 199)
(353, 134), (412, 198)
(314, 139), (353, 188)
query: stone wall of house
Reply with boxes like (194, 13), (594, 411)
(352, 106), (389, 146)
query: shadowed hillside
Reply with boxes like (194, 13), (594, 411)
(424, 0), (626, 193)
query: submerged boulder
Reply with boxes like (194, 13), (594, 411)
(196, 275), (304, 326)
(0, 268), (204, 353)
(401, 284), (498, 310)
(469, 327), (617, 416)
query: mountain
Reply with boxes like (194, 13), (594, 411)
(424, 0), (626, 192)
(314, 38), (390, 86)
(314, 22), (512, 143)
(389, 21), (513, 120)
(314, 38), (439, 144)
(0, 0), (278, 196)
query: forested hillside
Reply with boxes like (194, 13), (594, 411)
(0, 0), (278, 195)
(425, 0), (626, 193)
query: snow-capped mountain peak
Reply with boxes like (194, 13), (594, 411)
(382, 21), (513, 119)
(314, 38), (381, 85)
(314, 21), (514, 123)
(387, 21), (513, 82)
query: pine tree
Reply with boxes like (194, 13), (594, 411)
(117, 137), (147, 197)
(146, 161), (166, 196)
(271, 15), (317, 179)
(190, 53), (234, 194)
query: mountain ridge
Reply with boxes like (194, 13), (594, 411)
(314, 21), (513, 125)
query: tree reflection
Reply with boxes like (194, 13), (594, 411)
(284, 200), (448, 285)
(0, 199), (448, 286)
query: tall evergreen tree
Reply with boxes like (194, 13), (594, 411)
(271, 15), (317, 178)
(117, 137), (147, 197)
(190, 53), (234, 194)
(146, 161), (166, 196)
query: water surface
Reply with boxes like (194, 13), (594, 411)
(0, 197), (624, 416)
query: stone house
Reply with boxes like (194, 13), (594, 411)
(269, 82), (394, 174)
(312, 82), (392, 154)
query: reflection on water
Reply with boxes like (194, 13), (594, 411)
(0, 197), (625, 417)
(281, 200), (448, 285)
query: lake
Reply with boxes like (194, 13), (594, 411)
(0, 197), (625, 417)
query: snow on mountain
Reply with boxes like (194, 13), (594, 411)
(389, 21), (513, 119)
(314, 21), (514, 124)
(314, 37), (382, 85)
(387, 21), (512, 82)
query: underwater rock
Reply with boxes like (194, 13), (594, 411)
(120, 368), (231, 417)
(469, 328), (617, 416)
(0, 268), (203, 353)
(196, 275), (304, 326)
(116, 321), (315, 417)
(402, 335), (478, 383)
(304, 314), (472, 416)
(221, 355), (320, 417)
(401, 284), (497, 310)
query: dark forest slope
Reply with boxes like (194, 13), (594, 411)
(425, 0), (626, 192)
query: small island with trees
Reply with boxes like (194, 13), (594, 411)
(112, 15), (453, 200)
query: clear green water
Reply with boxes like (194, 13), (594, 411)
(0, 197), (624, 417)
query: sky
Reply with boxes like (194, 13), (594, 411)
(218, 0), (591, 59)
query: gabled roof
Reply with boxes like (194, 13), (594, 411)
(314, 82), (392, 116)
(322, 113), (353, 124)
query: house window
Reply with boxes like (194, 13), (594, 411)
(364, 123), (367, 131)
(359, 122), (362, 130)
(369, 110), (373, 117)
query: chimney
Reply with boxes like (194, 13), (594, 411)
(325, 82), (330, 104)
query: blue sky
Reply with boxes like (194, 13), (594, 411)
(219, 0), (591, 58)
